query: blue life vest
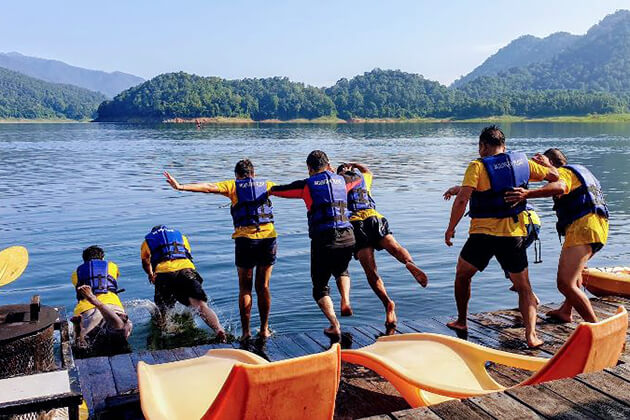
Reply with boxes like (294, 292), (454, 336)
(346, 172), (376, 213)
(144, 225), (192, 269)
(469, 152), (530, 219)
(553, 165), (609, 236)
(230, 178), (274, 228)
(75, 259), (118, 299)
(306, 171), (352, 236)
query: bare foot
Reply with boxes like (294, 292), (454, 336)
(240, 332), (251, 342)
(385, 301), (397, 329)
(447, 320), (468, 331)
(406, 262), (428, 287)
(547, 309), (573, 324)
(324, 325), (341, 341)
(340, 303), (353, 317)
(527, 335), (544, 349)
(215, 330), (227, 343)
(258, 327), (271, 339)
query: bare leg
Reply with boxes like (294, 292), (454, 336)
(357, 247), (396, 329)
(446, 257), (477, 331)
(188, 297), (226, 342)
(335, 274), (353, 316)
(509, 269), (543, 348)
(317, 296), (341, 339)
(254, 265), (273, 338)
(380, 234), (428, 287)
(78, 286), (125, 330)
(554, 245), (598, 323)
(237, 267), (254, 340)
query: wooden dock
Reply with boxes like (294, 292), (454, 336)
(76, 295), (630, 419)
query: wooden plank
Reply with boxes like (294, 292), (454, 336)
(108, 353), (137, 395)
(543, 376), (630, 418)
(170, 346), (198, 361)
(80, 356), (117, 413)
(270, 333), (311, 357)
(428, 399), (494, 419)
(290, 332), (327, 354)
(506, 382), (604, 419)
(468, 391), (542, 419)
(574, 370), (630, 407)
(389, 406), (443, 419)
(150, 349), (178, 365)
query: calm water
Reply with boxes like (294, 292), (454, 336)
(1, 122), (629, 349)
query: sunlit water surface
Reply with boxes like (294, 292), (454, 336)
(1, 122), (629, 350)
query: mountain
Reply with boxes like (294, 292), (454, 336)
(456, 10), (630, 94)
(0, 52), (144, 97)
(96, 72), (336, 122)
(0, 67), (106, 120)
(452, 32), (579, 87)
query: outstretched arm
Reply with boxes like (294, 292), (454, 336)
(445, 186), (473, 246)
(164, 171), (220, 193)
(505, 181), (567, 203)
(269, 180), (307, 199)
(349, 162), (371, 174)
(443, 185), (461, 201)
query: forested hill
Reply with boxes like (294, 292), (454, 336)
(452, 32), (579, 88)
(0, 67), (106, 120)
(456, 10), (630, 93)
(0, 52), (144, 97)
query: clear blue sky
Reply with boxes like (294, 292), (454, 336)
(1, 1), (628, 86)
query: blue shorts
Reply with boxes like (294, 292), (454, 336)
(235, 237), (277, 269)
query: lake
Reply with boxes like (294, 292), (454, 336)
(1, 122), (629, 350)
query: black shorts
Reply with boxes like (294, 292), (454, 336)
(311, 229), (355, 301)
(235, 237), (277, 269)
(460, 234), (528, 275)
(154, 268), (208, 310)
(352, 216), (392, 253)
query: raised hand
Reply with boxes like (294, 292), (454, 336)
(164, 171), (181, 190)
(532, 153), (552, 168)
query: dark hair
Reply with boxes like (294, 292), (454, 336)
(479, 125), (506, 147)
(82, 245), (105, 262)
(151, 225), (165, 232)
(234, 159), (254, 177)
(543, 148), (568, 167)
(336, 164), (350, 174)
(306, 150), (329, 171)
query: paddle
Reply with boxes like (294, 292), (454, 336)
(0, 246), (29, 288)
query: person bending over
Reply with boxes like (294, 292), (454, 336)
(71, 245), (132, 357)
(141, 225), (226, 342)
(506, 148), (609, 324)
(164, 160), (275, 340)
(337, 162), (428, 332)
(444, 125), (558, 348)
(269, 150), (361, 340)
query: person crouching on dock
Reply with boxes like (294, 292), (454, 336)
(269, 150), (361, 341)
(444, 125), (558, 348)
(141, 225), (226, 342)
(163, 160), (276, 341)
(337, 162), (428, 333)
(505, 148), (609, 324)
(71, 245), (132, 357)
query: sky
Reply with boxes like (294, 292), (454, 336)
(1, 1), (628, 86)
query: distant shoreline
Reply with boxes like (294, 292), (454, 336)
(5, 114), (630, 124)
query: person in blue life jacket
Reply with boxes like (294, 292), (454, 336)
(141, 225), (226, 342)
(268, 150), (362, 341)
(336, 162), (428, 333)
(70, 245), (132, 357)
(505, 148), (609, 324)
(164, 160), (276, 341)
(444, 126), (558, 348)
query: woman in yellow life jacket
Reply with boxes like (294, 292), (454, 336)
(506, 148), (609, 324)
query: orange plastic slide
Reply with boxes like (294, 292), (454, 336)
(138, 343), (341, 420)
(342, 306), (627, 407)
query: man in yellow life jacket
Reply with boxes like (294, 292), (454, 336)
(71, 245), (132, 357)
(444, 125), (559, 348)
(141, 225), (226, 342)
(506, 148), (609, 324)
(163, 159), (275, 341)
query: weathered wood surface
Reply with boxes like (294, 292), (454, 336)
(74, 296), (630, 419)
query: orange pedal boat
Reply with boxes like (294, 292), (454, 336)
(583, 266), (630, 298)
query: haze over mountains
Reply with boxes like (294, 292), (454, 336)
(2, 9), (630, 121)
(0, 52), (143, 98)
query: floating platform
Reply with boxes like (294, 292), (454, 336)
(76, 296), (630, 419)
